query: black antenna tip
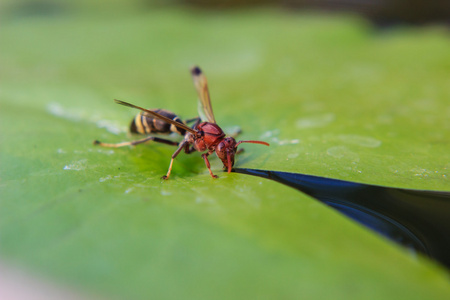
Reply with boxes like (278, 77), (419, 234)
(114, 99), (127, 106)
(191, 66), (202, 76)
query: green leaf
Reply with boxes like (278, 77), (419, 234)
(1, 3), (449, 299)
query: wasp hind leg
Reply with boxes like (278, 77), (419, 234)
(93, 136), (179, 148)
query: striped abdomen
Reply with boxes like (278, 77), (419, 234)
(130, 109), (186, 136)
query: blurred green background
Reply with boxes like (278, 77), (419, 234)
(1, 0), (449, 299)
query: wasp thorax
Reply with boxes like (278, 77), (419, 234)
(194, 122), (225, 152)
(215, 137), (237, 173)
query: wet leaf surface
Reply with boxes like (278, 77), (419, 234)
(1, 2), (449, 299)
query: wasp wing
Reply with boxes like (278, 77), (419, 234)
(191, 66), (216, 124)
(114, 99), (196, 134)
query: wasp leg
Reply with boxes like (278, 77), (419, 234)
(226, 126), (242, 138)
(236, 148), (244, 155)
(185, 117), (200, 124)
(189, 117), (202, 130)
(185, 145), (197, 154)
(162, 140), (189, 180)
(93, 136), (178, 148)
(201, 151), (218, 179)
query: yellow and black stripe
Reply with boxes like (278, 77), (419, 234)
(130, 109), (186, 136)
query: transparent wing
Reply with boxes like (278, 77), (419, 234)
(191, 66), (216, 124)
(114, 99), (196, 134)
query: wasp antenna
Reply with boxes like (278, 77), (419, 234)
(236, 140), (270, 148)
(114, 99), (137, 108)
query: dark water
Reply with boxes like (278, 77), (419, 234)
(233, 168), (450, 269)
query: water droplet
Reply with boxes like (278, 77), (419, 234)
(337, 134), (381, 148)
(296, 113), (335, 129)
(287, 153), (299, 159)
(99, 175), (112, 182)
(63, 159), (87, 171)
(326, 146), (360, 162)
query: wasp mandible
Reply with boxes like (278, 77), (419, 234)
(94, 66), (269, 179)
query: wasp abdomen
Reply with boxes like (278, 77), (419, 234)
(130, 109), (186, 135)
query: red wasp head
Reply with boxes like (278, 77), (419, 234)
(215, 137), (238, 174)
(215, 137), (269, 174)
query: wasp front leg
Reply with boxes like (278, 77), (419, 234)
(201, 151), (218, 179)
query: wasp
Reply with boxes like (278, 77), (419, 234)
(94, 66), (269, 179)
